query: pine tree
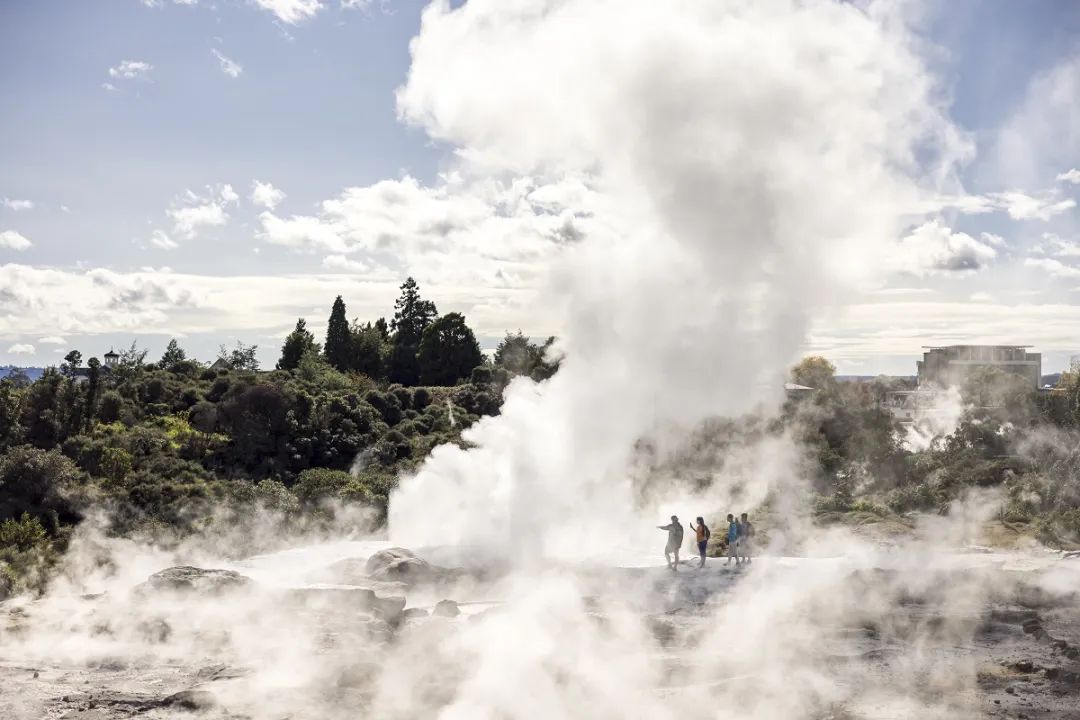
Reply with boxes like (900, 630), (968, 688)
(278, 318), (319, 371)
(324, 296), (352, 372)
(388, 278), (437, 385)
(160, 339), (187, 369)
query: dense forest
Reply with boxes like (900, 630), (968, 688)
(0, 278), (557, 596)
(2, 277), (1080, 597)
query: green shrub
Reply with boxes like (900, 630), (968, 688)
(0, 513), (48, 551)
(390, 386), (413, 410)
(293, 468), (352, 506)
(97, 391), (124, 424)
(412, 387), (432, 409)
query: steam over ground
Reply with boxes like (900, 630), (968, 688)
(2, 2), (1079, 719)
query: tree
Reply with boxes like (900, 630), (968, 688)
(0, 380), (22, 451)
(418, 313), (483, 386)
(0, 446), (82, 531)
(791, 356), (837, 391)
(4, 368), (30, 389)
(218, 342), (260, 372)
(61, 351), (82, 377)
(84, 358), (101, 431)
(324, 296), (352, 373)
(374, 317), (390, 342)
(278, 318), (319, 371)
(120, 341), (149, 368)
(350, 321), (387, 379)
(160, 339), (187, 369)
(494, 331), (561, 381)
(389, 278), (437, 385)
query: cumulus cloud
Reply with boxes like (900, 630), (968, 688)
(1024, 256), (1080, 279)
(988, 190), (1075, 220)
(252, 0), (322, 24)
(7, 343), (34, 355)
(1057, 168), (1080, 184)
(2, 198), (34, 211)
(108, 60), (153, 81)
(891, 220), (997, 276)
(258, 174), (596, 287)
(38, 336), (67, 345)
(211, 49), (243, 78)
(250, 180), (285, 210)
(0, 230), (32, 250)
(167, 184), (238, 240)
(148, 229), (178, 250)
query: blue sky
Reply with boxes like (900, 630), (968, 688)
(2, 0), (1080, 375)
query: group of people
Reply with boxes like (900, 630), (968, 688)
(657, 513), (755, 570)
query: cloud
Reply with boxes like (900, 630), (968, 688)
(2, 198), (34, 211)
(925, 190), (1075, 220)
(0, 263), (541, 341)
(148, 229), (178, 250)
(1057, 168), (1080, 184)
(969, 292), (994, 303)
(167, 184), (238, 240)
(891, 220), (997, 276)
(251, 0), (322, 24)
(211, 49), (243, 78)
(1024, 256), (1080, 279)
(258, 174), (597, 287)
(1033, 232), (1080, 258)
(108, 60), (153, 81)
(322, 254), (372, 272)
(38, 336), (67, 345)
(987, 190), (1075, 221)
(0, 230), (31, 251)
(7, 344), (34, 355)
(250, 180), (285, 210)
(102, 82), (119, 93)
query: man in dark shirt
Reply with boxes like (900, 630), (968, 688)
(657, 515), (684, 571)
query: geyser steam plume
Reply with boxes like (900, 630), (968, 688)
(389, 0), (967, 555)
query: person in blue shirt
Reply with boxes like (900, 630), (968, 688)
(725, 513), (739, 566)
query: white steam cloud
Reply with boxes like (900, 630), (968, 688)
(389, 0), (966, 555)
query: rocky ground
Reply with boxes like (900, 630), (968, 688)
(0, 543), (1077, 719)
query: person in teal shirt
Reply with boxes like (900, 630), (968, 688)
(725, 513), (739, 566)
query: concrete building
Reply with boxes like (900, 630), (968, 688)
(916, 345), (1041, 389)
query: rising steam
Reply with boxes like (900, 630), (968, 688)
(389, 0), (967, 554)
